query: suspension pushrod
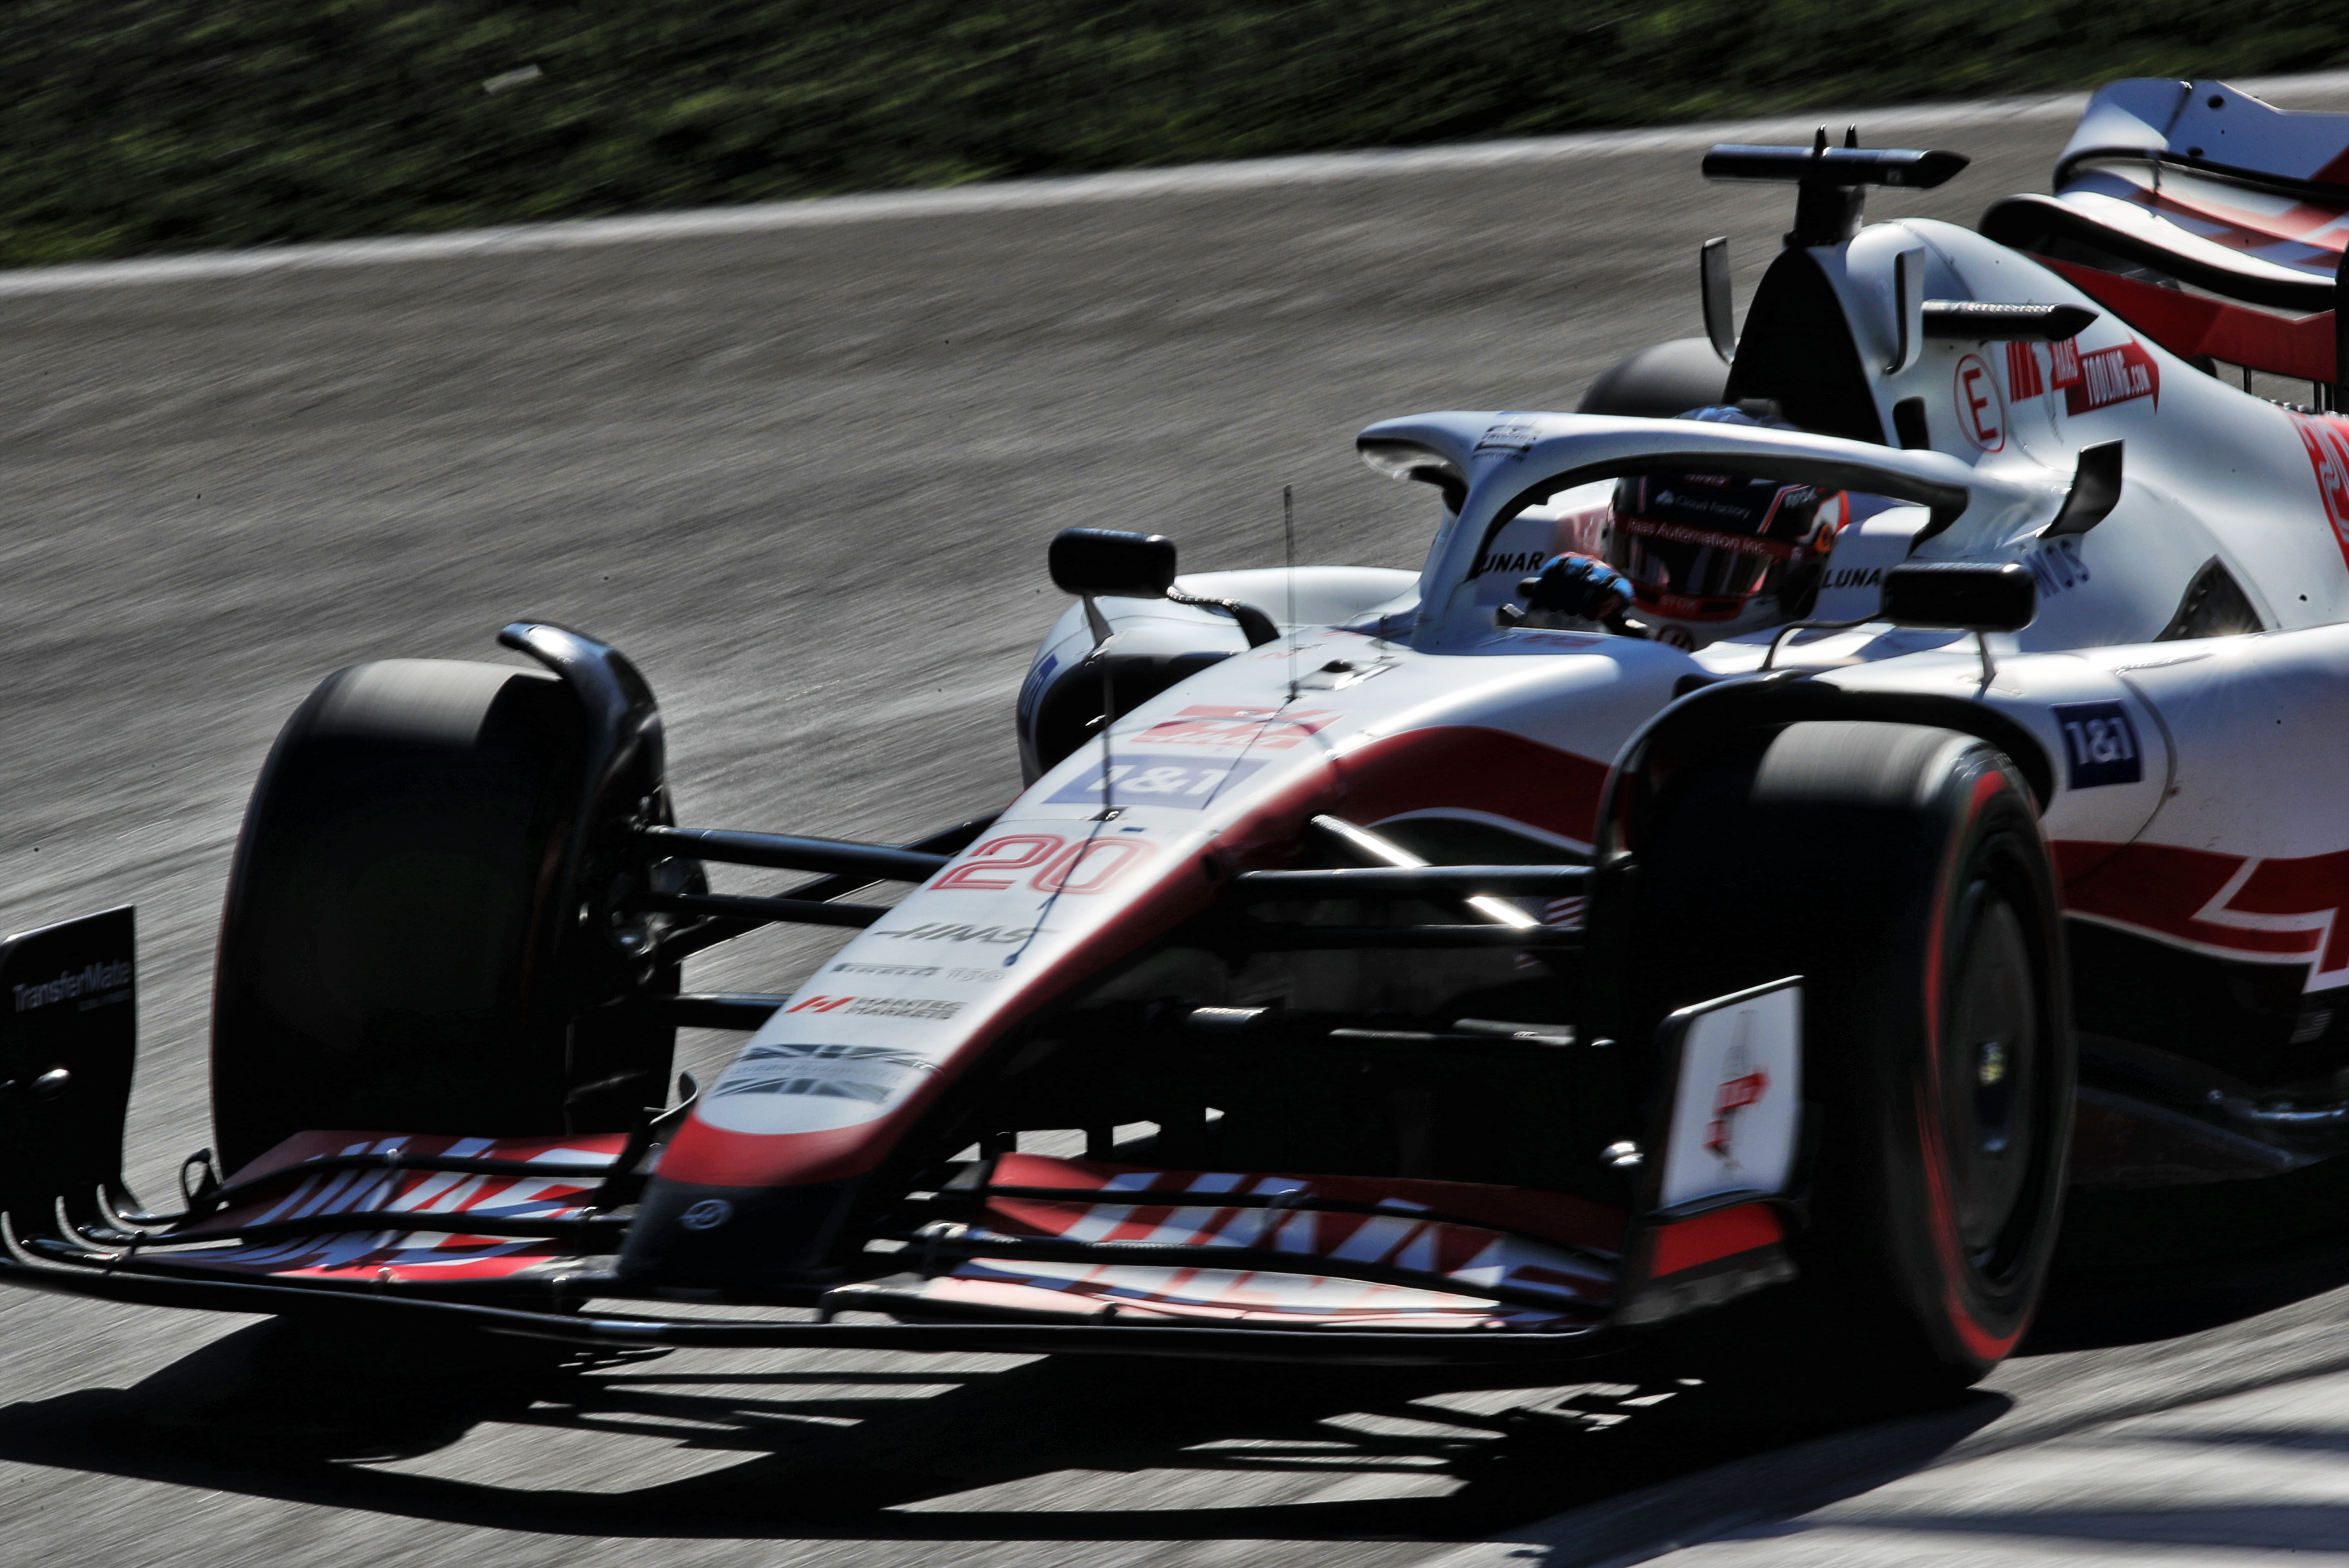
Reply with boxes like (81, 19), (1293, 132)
(655, 992), (794, 1029)
(631, 891), (890, 929)
(1234, 865), (1590, 899)
(1233, 924), (1581, 950)
(648, 814), (997, 965)
(640, 825), (947, 883)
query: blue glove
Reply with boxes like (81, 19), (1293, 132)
(1519, 554), (1632, 619)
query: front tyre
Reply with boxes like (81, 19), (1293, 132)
(1621, 720), (2073, 1386)
(210, 656), (685, 1171)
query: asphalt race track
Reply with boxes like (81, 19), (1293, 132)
(8, 78), (2349, 1568)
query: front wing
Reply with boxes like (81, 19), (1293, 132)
(0, 910), (1804, 1365)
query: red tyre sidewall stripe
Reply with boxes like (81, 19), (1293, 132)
(1913, 765), (2027, 1367)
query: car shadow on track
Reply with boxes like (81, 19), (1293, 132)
(9, 1175), (2340, 1548)
(0, 1317), (1998, 1544)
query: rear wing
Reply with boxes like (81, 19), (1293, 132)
(2053, 78), (2349, 196)
(1979, 79), (2347, 401)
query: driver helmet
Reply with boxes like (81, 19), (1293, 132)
(1604, 405), (1847, 640)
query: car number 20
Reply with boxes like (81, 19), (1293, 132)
(933, 834), (1156, 895)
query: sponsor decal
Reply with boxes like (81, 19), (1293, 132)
(2061, 339), (2159, 416)
(149, 1130), (636, 1284)
(1615, 511), (1800, 560)
(1955, 353), (2005, 451)
(828, 960), (1007, 983)
(713, 1042), (937, 1103)
(2025, 536), (2090, 598)
(873, 922), (1038, 944)
(1473, 417), (1540, 460)
(11, 957), (131, 1013)
(1541, 895), (1587, 929)
(1659, 983), (1801, 1211)
(2049, 336), (2080, 393)
(1470, 548), (1552, 579)
(2291, 412), (2349, 569)
(1046, 753), (1267, 808)
(785, 994), (962, 1020)
(1133, 704), (1336, 750)
(1817, 565), (1882, 592)
(911, 1153), (1618, 1327)
(2058, 839), (2349, 993)
(1703, 1023), (1769, 1168)
(933, 832), (1157, 895)
(2009, 335), (2161, 415)
(2051, 700), (2142, 789)
(2006, 338), (2045, 400)
(679, 1199), (733, 1230)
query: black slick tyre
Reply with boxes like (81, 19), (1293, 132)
(1620, 719), (2073, 1388)
(210, 658), (679, 1171)
(1577, 338), (1731, 419)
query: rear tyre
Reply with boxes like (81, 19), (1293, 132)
(1577, 338), (1730, 419)
(211, 658), (684, 1172)
(1620, 720), (2073, 1388)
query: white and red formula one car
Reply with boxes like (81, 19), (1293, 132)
(6, 78), (2349, 1389)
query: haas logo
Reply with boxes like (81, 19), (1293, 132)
(1704, 1017), (1770, 1168)
(2291, 413), (2349, 564)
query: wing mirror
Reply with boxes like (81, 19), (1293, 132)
(1879, 561), (2036, 632)
(1049, 528), (1177, 599)
(1881, 561), (2035, 685)
(1045, 528), (1279, 648)
(1764, 561), (2035, 680)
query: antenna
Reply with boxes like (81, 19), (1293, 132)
(1095, 612), (1117, 817)
(1283, 485), (1299, 700)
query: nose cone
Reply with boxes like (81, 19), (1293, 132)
(618, 1173), (865, 1290)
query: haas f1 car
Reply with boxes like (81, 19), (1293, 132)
(9, 78), (2349, 1388)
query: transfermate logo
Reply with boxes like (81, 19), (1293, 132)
(11, 957), (131, 1013)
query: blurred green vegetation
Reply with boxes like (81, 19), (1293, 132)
(4, 1), (2345, 265)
